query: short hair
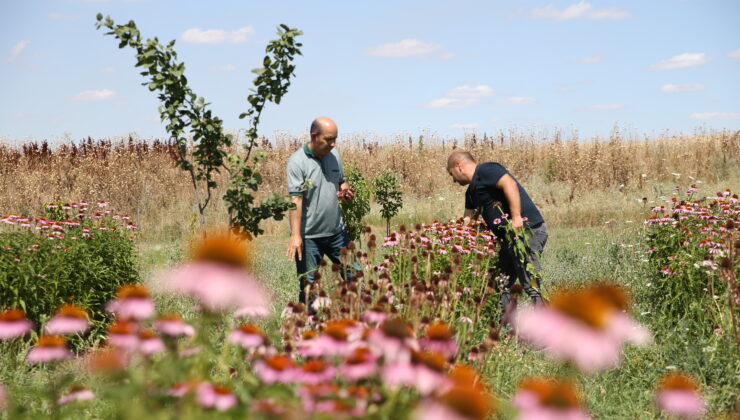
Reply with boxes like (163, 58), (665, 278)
(447, 150), (476, 168)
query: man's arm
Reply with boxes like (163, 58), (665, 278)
(286, 195), (303, 261)
(496, 174), (523, 230)
(463, 208), (476, 219)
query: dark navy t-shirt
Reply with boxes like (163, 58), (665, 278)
(465, 162), (544, 236)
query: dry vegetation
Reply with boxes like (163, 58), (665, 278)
(1, 129), (738, 240)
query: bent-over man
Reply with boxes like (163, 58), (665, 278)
(446, 150), (548, 319)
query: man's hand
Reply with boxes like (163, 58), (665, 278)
(511, 215), (524, 231)
(338, 183), (354, 202)
(286, 235), (303, 262)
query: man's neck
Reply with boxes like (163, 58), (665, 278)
(307, 142), (323, 159)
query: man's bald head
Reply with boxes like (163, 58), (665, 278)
(309, 117), (338, 159)
(447, 150), (476, 169)
(310, 117), (337, 136)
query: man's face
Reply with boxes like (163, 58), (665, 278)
(447, 162), (469, 186)
(311, 126), (338, 158)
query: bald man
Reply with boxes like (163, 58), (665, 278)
(286, 117), (355, 305)
(447, 150), (548, 319)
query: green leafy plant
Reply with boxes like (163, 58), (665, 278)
(339, 165), (371, 241)
(373, 169), (403, 235)
(96, 15), (302, 237)
(225, 24), (303, 237)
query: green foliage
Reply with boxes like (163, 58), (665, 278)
(339, 165), (371, 241)
(373, 169), (404, 235)
(0, 229), (138, 340)
(226, 24), (303, 237)
(96, 15), (303, 237)
(96, 15), (232, 226)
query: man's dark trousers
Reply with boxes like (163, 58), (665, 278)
(496, 223), (549, 316)
(296, 230), (354, 304)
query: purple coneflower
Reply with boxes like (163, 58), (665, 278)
(57, 385), (95, 405)
(106, 284), (155, 321)
(107, 320), (139, 350)
(254, 355), (297, 384)
(163, 233), (270, 315)
(420, 321), (458, 359)
(0, 309), (32, 340)
(26, 335), (71, 364)
(655, 372), (705, 419)
(296, 359), (336, 385)
(137, 330), (164, 355)
(196, 383), (238, 411)
(513, 377), (591, 420)
(227, 324), (265, 350)
(341, 347), (377, 381)
(154, 314), (195, 338)
(45, 304), (89, 335)
(514, 283), (650, 372)
(414, 365), (495, 420)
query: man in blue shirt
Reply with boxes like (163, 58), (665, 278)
(447, 150), (548, 320)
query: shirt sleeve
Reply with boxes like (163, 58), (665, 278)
(465, 189), (474, 210)
(478, 163), (509, 188)
(287, 158), (305, 196)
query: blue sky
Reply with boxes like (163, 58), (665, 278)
(1, 0), (739, 142)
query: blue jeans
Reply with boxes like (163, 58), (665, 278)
(296, 230), (355, 304)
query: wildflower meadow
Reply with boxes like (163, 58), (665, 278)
(1, 11), (739, 420)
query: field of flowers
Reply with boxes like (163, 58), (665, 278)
(0, 181), (738, 419)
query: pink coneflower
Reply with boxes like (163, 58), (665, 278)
(369, 317), (417, 364)
(196, 383), (238, 411)
(362, 306), (388, 325)
(655, 372), (705, 419)
(413, 365), (495, 420)
(513, 377), (591, 420)
(296, 359), (336, 385)
(107, 320), (138, 350)
(308, 320), (357, 357)
(154, 314), (194, 338)
(228, 324), (265, 350)
(106, 284), (155, 321)
(420, 321), (458, 359)
(341, 347), (377, 381)
(163, 233), (270, 314)
(57, 385), (95, 405)
(168, 380), (200, 398)
(514, 283), (651, 372)
(415, 351), (450, 396)
(0, 309), (32, 340)
(254, 355), (297, 384)
(45, 304), (89, 335)
(137, 330), (164, 355)
(26, 335), (71, 364)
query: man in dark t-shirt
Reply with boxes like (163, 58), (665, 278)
(447, 150), (548, 321)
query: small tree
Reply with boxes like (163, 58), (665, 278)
(96, 15), (302, 237)
(339, 165), (371, 241)
(373, 169), (403, 235)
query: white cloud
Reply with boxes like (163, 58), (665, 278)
(365, 39), (447, 58)
(660, 83), (705, 93)
(181, 26), (255, 44)
(447, 85), (495, 98)
(73, 89), (117, 101)
(212, 64), (237, 72)
(690, 112), (740, 120)
(9, 40), (30, 60)
(426, 85), (495, 109)
(531, 1), (630, 21)
(728, 49), (740, 59)
(102, 66), (116, 73)
(499, 97), (537, 105)
(647, 53), (709, 71)
(589, 104), (623, 110)
(451, 123), (480, 129)
(576, 54), (603, 63)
